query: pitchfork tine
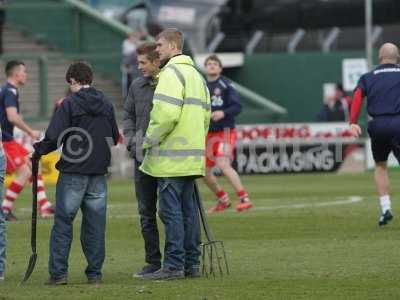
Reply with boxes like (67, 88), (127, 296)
(194, 182), (229, 277)
(220, 241), (230, 275)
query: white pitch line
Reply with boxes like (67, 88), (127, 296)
(247, 196), (363, 212)
(16, 196), (363, 220)
(108, 196), (363, 219)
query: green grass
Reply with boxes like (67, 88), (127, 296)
(1, 172), (400, 299)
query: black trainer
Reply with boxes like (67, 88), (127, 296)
(4, 211), (17, 222)
(379, 210), (393, 226)
(185, 265), (201, 278)
(133, 264), (161, 278)
(142, 267), (184, 281)
(45, 277), (68, 285)
(87, 277), (102, 285)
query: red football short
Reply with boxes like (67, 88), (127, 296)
(3, 140), (30, 174)
(206, 128), (237, 168)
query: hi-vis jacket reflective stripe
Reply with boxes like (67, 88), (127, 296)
(139, 55), (211, 177)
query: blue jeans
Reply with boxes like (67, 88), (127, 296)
(158, 177), (201, 270)
(134, 159), (161, 267)
(0, 151), (6, 274)
(49, 173), (107, 280)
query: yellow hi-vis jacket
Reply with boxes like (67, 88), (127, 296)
(139, 55), (211, 177)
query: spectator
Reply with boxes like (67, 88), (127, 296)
(317, 83), (350, 122)
(123, 42), (162, 278)
(33, 61), (119, 285)
(122, 31), (141, 98)
(140, 28), (211, 280)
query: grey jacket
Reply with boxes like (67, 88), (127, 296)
(123, 76), (156, 161)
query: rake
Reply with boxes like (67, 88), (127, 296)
(21, 157), (39, 283)
(194, 182), (229, 277)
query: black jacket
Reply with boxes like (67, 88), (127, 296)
(317, 99), (349, 122)
(122, 76), (156, 161)
(34, 87), (119, 175)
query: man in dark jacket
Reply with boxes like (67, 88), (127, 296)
(123, 42), (161, 278)
(317, 83), (350, 122)
(33, 61), (119, 285)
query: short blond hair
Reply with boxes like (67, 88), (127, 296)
(156, 28), (184, 51)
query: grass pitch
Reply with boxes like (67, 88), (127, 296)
(1, 172), (400, 299)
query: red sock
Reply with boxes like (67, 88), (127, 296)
(237, 190), (249, 203)
(215, 190), (229, 203)
(2, 181), (24, 212)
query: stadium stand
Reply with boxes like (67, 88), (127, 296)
(216, 0), (400, 53)
(4, 0), (286, 124)
(0, 26), (121, 120)
(5, 0), (396, 123)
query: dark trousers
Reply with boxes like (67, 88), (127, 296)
(134, 159), (161, 267)
(158, 177), (201, 270)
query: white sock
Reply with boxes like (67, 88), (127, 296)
(380, 195), (391, 213)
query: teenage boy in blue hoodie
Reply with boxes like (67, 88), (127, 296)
(33, 61), (119, 285)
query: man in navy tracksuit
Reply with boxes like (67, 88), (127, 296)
(350, 43), (400, 226)
(33, 61), (119, 284)
(204, 55), (253, 213)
